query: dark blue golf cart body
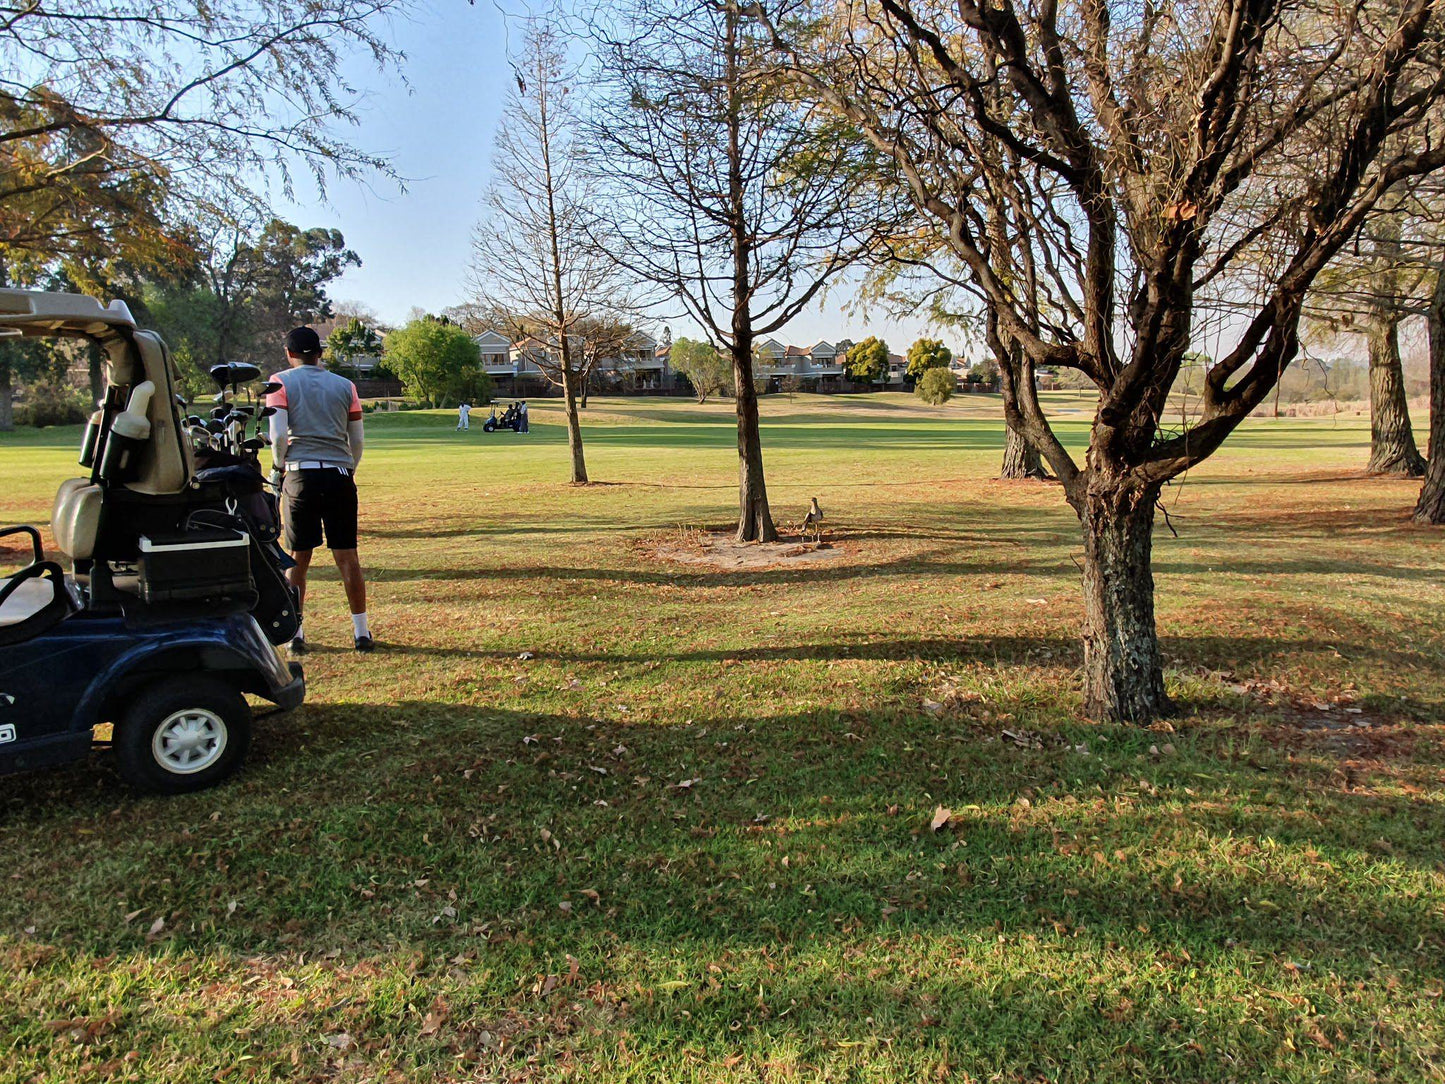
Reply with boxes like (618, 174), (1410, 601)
(0, 287), (304, 792)
(0, 605), (303, 778)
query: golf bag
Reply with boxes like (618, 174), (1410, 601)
(189, 464), (301, 646)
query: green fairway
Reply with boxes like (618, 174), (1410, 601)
(1, 393), (1442, 1082)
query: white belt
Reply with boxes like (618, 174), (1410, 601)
(285, 461), (351, 474)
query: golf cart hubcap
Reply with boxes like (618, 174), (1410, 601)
(152, 709), (228, 774)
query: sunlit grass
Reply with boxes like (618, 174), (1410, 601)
(1, 392), (1441, 1082)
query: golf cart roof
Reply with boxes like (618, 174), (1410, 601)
(0, 288), (137, 340)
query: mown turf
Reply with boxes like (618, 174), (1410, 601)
(1, 392), (1441, 1083)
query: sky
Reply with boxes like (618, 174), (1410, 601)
(273, 4), (965, 360)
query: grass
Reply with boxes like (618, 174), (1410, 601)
(1, 391), (1442, 1083)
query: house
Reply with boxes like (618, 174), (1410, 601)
(753, 339), (848, 392)
(473, 328), (676, 396)
(596, 330), (672, 392)
(475, 329), (512, 377)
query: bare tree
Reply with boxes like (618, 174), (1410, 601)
(472, 18), (631, 485)
(1301, 197), (1437, 475)
(763, 0), (1445, 722)
(587, 0), (897, 541)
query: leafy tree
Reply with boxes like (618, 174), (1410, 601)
(239, 220), (359, 360)
(915, 367), (954, 405)
(0, 337), (63, 430)
(176, 213), (360, 373)
(844, 336), (889, 383)
(328, 317), (385, 373)
(0, 0), (405, 271)
(385, 317), (485, 408)
(906, 337), (952, 379)
(968, 357), (1000, 388)
(144, 283), (226, 399)
(670, 338), (731, 403)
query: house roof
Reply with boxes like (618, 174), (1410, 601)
(785, 345), (810, 357)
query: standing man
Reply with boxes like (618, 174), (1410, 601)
(267, 326), (374, 654)
(519, 399), (529, 433)
(457, 401), (471, 431)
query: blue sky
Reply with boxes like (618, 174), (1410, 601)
(276, 3), (965, 358)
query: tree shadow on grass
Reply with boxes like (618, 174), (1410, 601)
(372, 630), (1441, 680)
(2, 701), (1440, 985)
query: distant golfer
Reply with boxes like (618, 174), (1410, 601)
(267, 326), (373, 654)
(457, 401), (471, 431)
(519, 400), (529, 433)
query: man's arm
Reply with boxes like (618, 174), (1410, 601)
(266, 376), (289, 479)
(348, 418), (365, 471)
(270, 408), (290, 476)
(347, 383), (364, 471)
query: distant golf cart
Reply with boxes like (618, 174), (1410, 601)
(483, 402), (523, 432)
(0, 289), (303, 793)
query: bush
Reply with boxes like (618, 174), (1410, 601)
(915, 367), (956, 405)
(16, 380), (90, 428)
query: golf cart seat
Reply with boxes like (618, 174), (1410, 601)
(0, 577), (63, 626)
(0, 528), (79, 646)
(52, 479), (103, 561)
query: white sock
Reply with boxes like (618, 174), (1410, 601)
(352, 612), (370, 639)
(294, 622), (305, 642)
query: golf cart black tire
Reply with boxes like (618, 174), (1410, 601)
(114, 677), (253, 794)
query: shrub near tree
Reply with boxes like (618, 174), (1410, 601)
(844, 336), (889, 384)
(670, 338), (731, 403)
(906, 337), (952, 379)
(385, 317), (486, 408)
(915, 366), (955, 405)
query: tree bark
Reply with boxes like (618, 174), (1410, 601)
(0, 359), (13, 431)
(1415, 263), (1445, 523)
(725, 1), (775, 545)
(1366, 312), (1426, 476)
(1080, 481), (1172, 723)
(563, 368), (588, 484)
(732, 336), (777, 542)
(1000, 422), (1047, 479)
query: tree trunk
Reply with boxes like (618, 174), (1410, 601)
(723, 4), (774, 544)
(732, 341), (777, 543)
(1000, 422), (1046, 479)
(580, 371), (590, 409)
(1080, 481), (1171, 723)
(1366, 313), (1425, 476)
(1415, 263), (1445, 524)
(563, 368), (588, 484)
(0, 359), (12, 432)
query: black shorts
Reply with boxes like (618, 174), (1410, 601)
(281, 468), (359, 551)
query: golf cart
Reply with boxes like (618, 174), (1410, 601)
(483, 402), (522, 432)
(0, 288), (304, 793)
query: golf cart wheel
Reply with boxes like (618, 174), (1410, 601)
(114, 677), (252, 794)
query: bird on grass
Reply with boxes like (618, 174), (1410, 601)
(800, 496), (824, 542)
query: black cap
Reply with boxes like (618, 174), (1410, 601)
(286, 326), (323, 357)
